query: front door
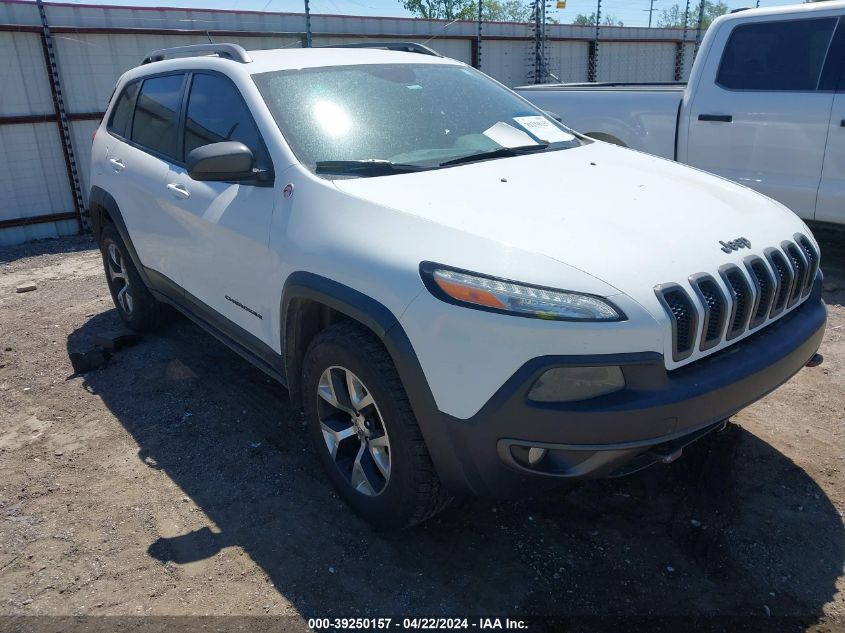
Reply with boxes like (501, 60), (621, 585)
(163, 71), (278, 347)
(682, 15), (838, 220)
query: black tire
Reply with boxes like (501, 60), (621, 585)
(99, 223), (171, 332)
(302, 320), (452, 529)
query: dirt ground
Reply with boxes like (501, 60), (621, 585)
(0, 232), (843, 630)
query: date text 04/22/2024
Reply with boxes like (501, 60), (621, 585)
(307, 618), (528, 630)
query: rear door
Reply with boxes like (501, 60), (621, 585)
(113, 72), (189, 287)
(681, 15), (839, 220)
(164, 71), (278, 347)
(99, 79), (140, 226)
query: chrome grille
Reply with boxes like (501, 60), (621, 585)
(744, 257), (775, 330)
(720, 265), (752, 340)
(795, 234), (819, 298)
(783, 241), (808, 307)
(765, 248), (793, 318)
(655, 235), (819, 364)
(689, 274), (726, 351)
(655, 283), (698, 362)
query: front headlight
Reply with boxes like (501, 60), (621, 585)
(420, 263), (624, 321)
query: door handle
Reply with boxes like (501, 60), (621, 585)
(166, 183), (190, 199)
(108, 158), (125, 171)
(698, 114), (732, 123)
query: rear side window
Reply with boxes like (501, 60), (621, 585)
(717, 17), (837, 91)
(108, 81), (139, 138)
(184, 73), (261, 157)
(130, 74), (184, 159)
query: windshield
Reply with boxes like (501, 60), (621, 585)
(252, 63), (582, 176)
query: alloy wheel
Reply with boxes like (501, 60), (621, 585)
(107, 243), (133, 315)
(316, 365), (391, 496)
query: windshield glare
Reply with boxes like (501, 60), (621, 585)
(253, 63), (582, 174)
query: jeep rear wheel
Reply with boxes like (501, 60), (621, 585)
(302, 321), (452, 529)
(99, 224), (171, 332)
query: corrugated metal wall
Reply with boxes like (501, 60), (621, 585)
(0, 0), (697, 246)
(596, 41), (678, 83)
(0, 22), (79, 245)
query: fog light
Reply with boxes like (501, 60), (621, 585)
(528, 366), (625, 403)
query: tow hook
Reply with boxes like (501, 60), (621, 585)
(806, 353), (824, 367)
(649, 445), (683, 465)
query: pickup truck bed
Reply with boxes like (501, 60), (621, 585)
(521, 82), (686, 91)
(515, 1), (845, 226)
(515, 83), (685, 159)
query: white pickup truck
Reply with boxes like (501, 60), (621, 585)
(516, 1), (845, 227)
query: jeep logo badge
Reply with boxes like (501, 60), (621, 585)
(719, 237), (751, 253)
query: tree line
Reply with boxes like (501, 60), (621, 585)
(400, 0), (733, 28)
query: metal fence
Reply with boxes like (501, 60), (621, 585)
(0, 0), (700, 246)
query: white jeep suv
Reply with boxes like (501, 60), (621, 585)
(89, 42), (827, 529)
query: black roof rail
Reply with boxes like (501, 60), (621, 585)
(142, 43), (252, 65)
(312, 41), (442, 57)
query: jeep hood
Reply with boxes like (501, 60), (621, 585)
(332, 141), (810, 298)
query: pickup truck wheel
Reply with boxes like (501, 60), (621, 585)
(302, 321), (452, 529)
(99, 224), (170, 332)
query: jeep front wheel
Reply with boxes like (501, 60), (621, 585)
(301, 321), (451, 529)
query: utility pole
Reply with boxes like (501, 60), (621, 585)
(589, 0), (601, 81)
(304, 0), (312, 47)
(35, 0), (85, 230)
(477, 0), (482, 71)
(693, 0), (705, 59)
(678, 0), (690, 77)
(532, 0), (542, 83)
(645, 0), (657, 28)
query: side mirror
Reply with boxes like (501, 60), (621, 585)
(187, 141), (255, 182)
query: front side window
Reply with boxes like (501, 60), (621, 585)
(717, 17), (837, 91)
(184, 73), (262, 157)
(131, 74), (184, 159)
(108, 81), (139, 138)
(253, 63), (581, 176)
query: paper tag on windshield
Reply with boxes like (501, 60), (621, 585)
(513, 116), (574, 143)
(482, 121), (538, 148)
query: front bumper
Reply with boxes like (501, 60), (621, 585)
(418, 280), (827, 497)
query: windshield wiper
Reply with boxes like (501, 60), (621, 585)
(315, 159), (431, 176)
(439, 144), (550, 167)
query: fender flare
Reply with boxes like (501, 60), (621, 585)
(280, 272), (412, 403)
(280, 272), (471, 492)
(88, 186), (152, 287)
